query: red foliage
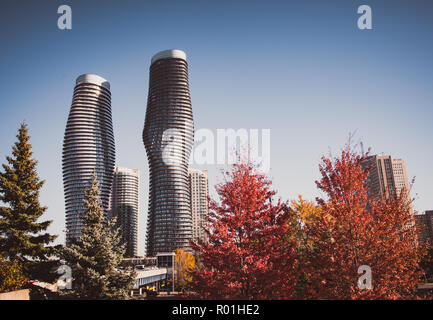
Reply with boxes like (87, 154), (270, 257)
(304, 144), (425, 299)
(188, 163), (298, 299)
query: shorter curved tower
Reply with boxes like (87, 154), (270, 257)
(62, 74), (115, 245)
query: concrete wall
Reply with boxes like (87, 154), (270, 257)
(0, 289), (30, 300)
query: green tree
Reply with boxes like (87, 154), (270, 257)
(0, 122), (58, 281)
(60, 172), (136, 299)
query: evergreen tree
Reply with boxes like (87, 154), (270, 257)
(60, 172), (136, 299)
(0, 122), (58, 281)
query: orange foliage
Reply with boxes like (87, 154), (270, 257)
(303, 144), (425, 299)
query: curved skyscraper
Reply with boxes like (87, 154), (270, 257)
(143, 49), (194, 256)
(63, 74), (115, 245)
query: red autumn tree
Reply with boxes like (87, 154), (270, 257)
(188, 163), (298, 299)
(303, 144), (425, 299)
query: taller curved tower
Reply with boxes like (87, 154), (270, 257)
(63, 74), (115, 245)
(143, 49), (194, 256)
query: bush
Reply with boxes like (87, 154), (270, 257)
(0, 259), (28, 293)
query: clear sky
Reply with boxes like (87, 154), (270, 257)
(1, 0), (432, 255)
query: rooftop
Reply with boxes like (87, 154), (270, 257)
(76, 74), (110, 90)
(151, 49), (187, 64)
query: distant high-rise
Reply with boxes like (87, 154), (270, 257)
(415, 210), (433, 244)
(392, 159), (411, 199)
(364, 155), (412, 213)
(62, 74), (115, 245)
(111, 167), (139, 257)
(143, 49), (194, 256)
(189, 169), (209, 243)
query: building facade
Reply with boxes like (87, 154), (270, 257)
(392, 159), (411, 200)
(364, 155), (412, 213)
(143, 49), (194, 256)
(62, 74), (115, 245)
(188, 169), (209, 243)
(111, 167), (139, 257)
(415, 210), (433, 245)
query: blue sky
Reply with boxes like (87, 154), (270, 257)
(1, 0), (432, 255)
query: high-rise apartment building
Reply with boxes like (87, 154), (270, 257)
(143, 49), (194, 256)
(188, 169), (209, 242)
(392, 159), (411, 200)
(415, 210), (433, 244)
(111, 167), (139, 257)
(62, 74), (115, 245)
(364, 155), (412, 213)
